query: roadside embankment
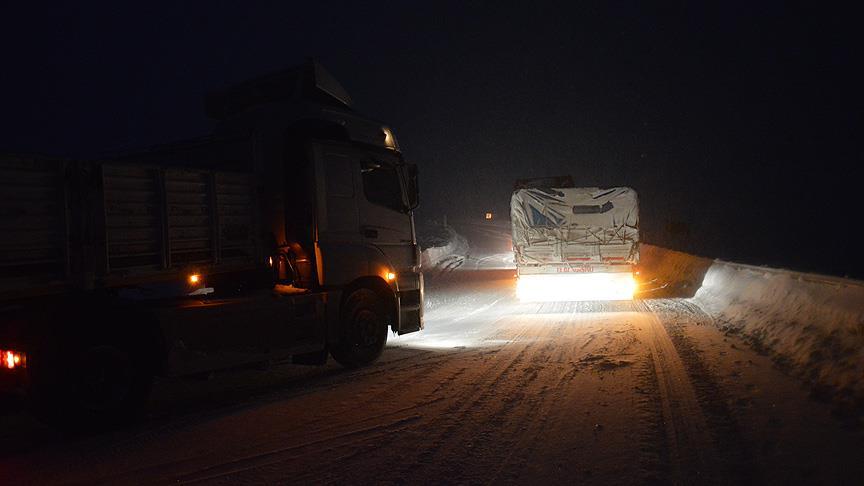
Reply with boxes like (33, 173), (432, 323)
(640, 244), (864, 415)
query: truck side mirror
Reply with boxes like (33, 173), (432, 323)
(406, 163), (419, 211)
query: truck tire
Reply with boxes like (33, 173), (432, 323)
(30, 340), (153, 430)
(330, 288), (388, 368)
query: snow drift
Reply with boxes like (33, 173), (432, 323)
(640, 244), (864, 414)
(419, 226), (468, 269)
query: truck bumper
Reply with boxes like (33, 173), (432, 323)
(396, 272), (424, 334)
(516, 267), (636, 302)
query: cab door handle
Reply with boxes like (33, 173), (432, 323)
(362, 227), (379, 239)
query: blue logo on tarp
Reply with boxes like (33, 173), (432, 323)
(530, 205), (564, 227)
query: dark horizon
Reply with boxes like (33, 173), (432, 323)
(1, 1), (860, 277)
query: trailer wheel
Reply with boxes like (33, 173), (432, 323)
(331, 288), (388, 368)
(31, 340), (153, 430)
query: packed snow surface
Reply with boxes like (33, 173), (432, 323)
(0, 221), (861, 485)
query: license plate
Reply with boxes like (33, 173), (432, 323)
(557, 265), (593, 273)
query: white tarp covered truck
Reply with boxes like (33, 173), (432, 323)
(510, 180), (639, 301)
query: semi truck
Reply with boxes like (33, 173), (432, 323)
(510, 178), (639, 301)
(0, 61), (423, 426)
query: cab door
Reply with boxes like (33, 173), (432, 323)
(355, 153), (414, 272)
(310, 142), (367, 285)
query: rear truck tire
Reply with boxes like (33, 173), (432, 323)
(330, 288), (388, 368)
(30, 339), (153, 430)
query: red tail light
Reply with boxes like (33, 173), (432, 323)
(1, 349), (26, 370)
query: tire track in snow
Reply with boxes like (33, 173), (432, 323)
(638, 299), (760, 484)
(381, 316), (572, 483)
(86, 349), (461, 484)
(636, 299), (718, 483)
(646, 299), (761, 484)
(635, 351), (673, 484)
(173, 414), (424, 484)
(481, 311), (647, 484)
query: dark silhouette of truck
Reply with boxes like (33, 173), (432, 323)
(0, 61), (423, 426)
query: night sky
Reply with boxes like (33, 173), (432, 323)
(1, 2), (860, 277)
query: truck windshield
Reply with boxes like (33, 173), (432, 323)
(362, 162), (406, 212)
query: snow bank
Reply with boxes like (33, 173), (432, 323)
(638, 244), (713, 298)
(641, 244), (864, 413)
(420, 226), (468, 269)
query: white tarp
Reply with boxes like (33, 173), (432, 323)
(510, 186), (639, 265)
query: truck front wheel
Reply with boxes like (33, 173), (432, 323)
(331, 288), (388, 368)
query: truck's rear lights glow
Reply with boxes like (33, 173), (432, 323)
(188, 274), (201, 285)
(1, 350), (26, 370)
(516, 273), (636, 302)
(386, 272), (396, 281)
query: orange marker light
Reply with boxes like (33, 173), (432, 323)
(2, 350), (26, 370)
(386, 272), (396, 281)
(189, 274), (200, 285)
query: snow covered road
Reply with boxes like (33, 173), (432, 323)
(2, 266), (862, 485)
